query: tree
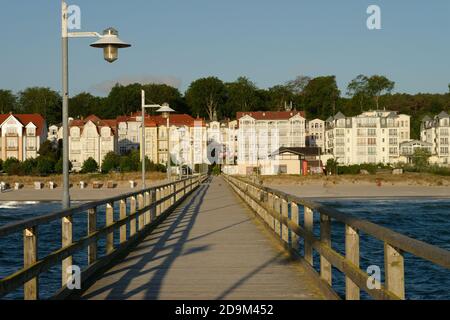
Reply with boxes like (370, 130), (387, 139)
(185, 77), (227, 120)
(103, 83), (142, 119)
(0, 90), (17, 114)
(3, 158), (23, 176)
(367, 75), (395, 110)
(0, 159), (3, 172)
(81, 157), (99, 173)
(224, 77), (261, 116)
(17, 87), (62, 125)
(22, 158), (38, 175)
(285, 75), (311, 95)
(69, 92), (105, 119)
(141, 84), (187, 114)
(303, 76), (340, 119)
(412, 148), (431, 168)
(347, 75), (369, 112)
(55, 159), (73, 174)
(36, 156), (56, 175)
(101, 152), (121, 173)
(39, 140), (59, 160)
(266, 85), (295, 111)
(326, 158), (339, 175)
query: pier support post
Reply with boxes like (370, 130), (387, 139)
(345, 225), (360, 300)
(24, 227), (38, 300)
(304, 207), (314, 266)
(320, 214), (332, 286)
(385, 243), (405, 299)
(62, 216), (73, 286)
(87, 208), (97, 265)
(106, 203), (114, 254)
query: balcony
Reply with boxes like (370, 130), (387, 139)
(6, 133), (18, 137)
(26, 147), (36, 151)
(7, 146), (18, 151)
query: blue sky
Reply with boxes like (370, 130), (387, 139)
(0, 0), (449, 96)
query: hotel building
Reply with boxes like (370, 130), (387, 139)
(421, 111), (450, 165)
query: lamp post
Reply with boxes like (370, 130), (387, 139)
(61, 1), (130, 209)
(140, 90), (162, 190)
(157, 104), (175, 181)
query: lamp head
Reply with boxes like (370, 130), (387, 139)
(90, 28), (131, 63)
(157, 103), (175, 119)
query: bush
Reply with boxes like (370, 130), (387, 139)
(55, 159), (73, 174)
(0, 159), (3, 172)
(22, 158), (38, 175)
(81, 157), (99, 173)
(3, 158), (23, 176)
(36, 156), (56, 175)
(101, 152), (121, 173)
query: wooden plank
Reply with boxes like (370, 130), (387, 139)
(320, 214), (332, 286)
(385, 243), (405, 299)
(87, 208), (97, 265)
(345, 225), (360, 300)
(24, 227), (38, 300)
(304, 207), (314, 266)
(119, 200), (127, 244)
(62, 216), (73, 286)
(129, 196), (137, 237)
(106, 203), (114, 254)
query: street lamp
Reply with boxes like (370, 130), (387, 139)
(141, 90), (162, 190)
(157, 104), (175, 181)
(61, 0), (131, 209)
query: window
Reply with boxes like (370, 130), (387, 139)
(27, 128), (36, 136)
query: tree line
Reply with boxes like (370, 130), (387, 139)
(1, 76), (449, 139)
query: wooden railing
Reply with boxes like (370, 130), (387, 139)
(223, 175), (450, 300)
(0, 175), (207, 300)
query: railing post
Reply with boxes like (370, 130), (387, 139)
(129, 196), (137, 237)
(304, 206), (314, 266)
(281, 198), (289, 244)
(320, 214), (332, 286)
(62, 216), (73, 286)
(345, 225), (360, 300)
(24, 227), (38, 300)
(119, 199), (127, 244)
(156, 188), (161, 216)
(290, 202), (299, 252)
(385, 243), (405, 299)
(267, 193), (275, 230)
(144, 191), (151, 225)
(274, 196), (281, 237)
(137, 194), (145, 231)
(106, 202), (114, 254)
(87, 208), (97, 265)
(150, 189), (156, 221)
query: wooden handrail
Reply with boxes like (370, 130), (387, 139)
(0, 175), (208, 300)
(223, 174), (450, 300)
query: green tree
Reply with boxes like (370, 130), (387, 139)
(266, 85), (295, 111)
(81, 157), (99, 173)
(285, 75), (311, 95)
(69, 92), (105, 119)
(36, 156), (56, 175)
(101, 152), (121, 173)
(102, 83), (142, 119)
(326, 158), (339, 175)
(347, 75), (369, 112)
(303, 76), (340, 119)
(0, 89), (17, 114)
(17, 87), (62, 125)
(367, 75), (395, 110)
(185, 77), (227, 120)
(412, 148), (431, 168)
(3, 158), (23, 176)
(224, 77), (261, 116)
(39, 140), (59, 161)
(55, 159), (73, 174)
(141, 84), (187, 114)
(22, 158), (38, 175)
(0, 159), (3, 172)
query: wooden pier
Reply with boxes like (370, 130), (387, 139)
(0, 175), (449, 300)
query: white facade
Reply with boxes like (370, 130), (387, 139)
(306, 119), (326, 152)
(0, 114), (47, 162)
(325, 111), (411, 165)
(236, 111), (306, 175)
(421, 112), (450, 166)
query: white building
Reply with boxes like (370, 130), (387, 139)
(325, 110), (411, 165)
(421, 112), (450, 166)
(0, 113), (47, 161)
(236, 111), (306, 175)
(206, 120), (238, 165)
(306, 119), (326, 152)
(67, 115), (117, 172)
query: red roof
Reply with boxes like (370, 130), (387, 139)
(119, 113), (206, 127)
(237, 111), (306, 120)
(0, 113), (46, 135)
(69, 115), (117, 135)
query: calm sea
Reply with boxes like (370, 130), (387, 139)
(0, 199), (449, 300)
